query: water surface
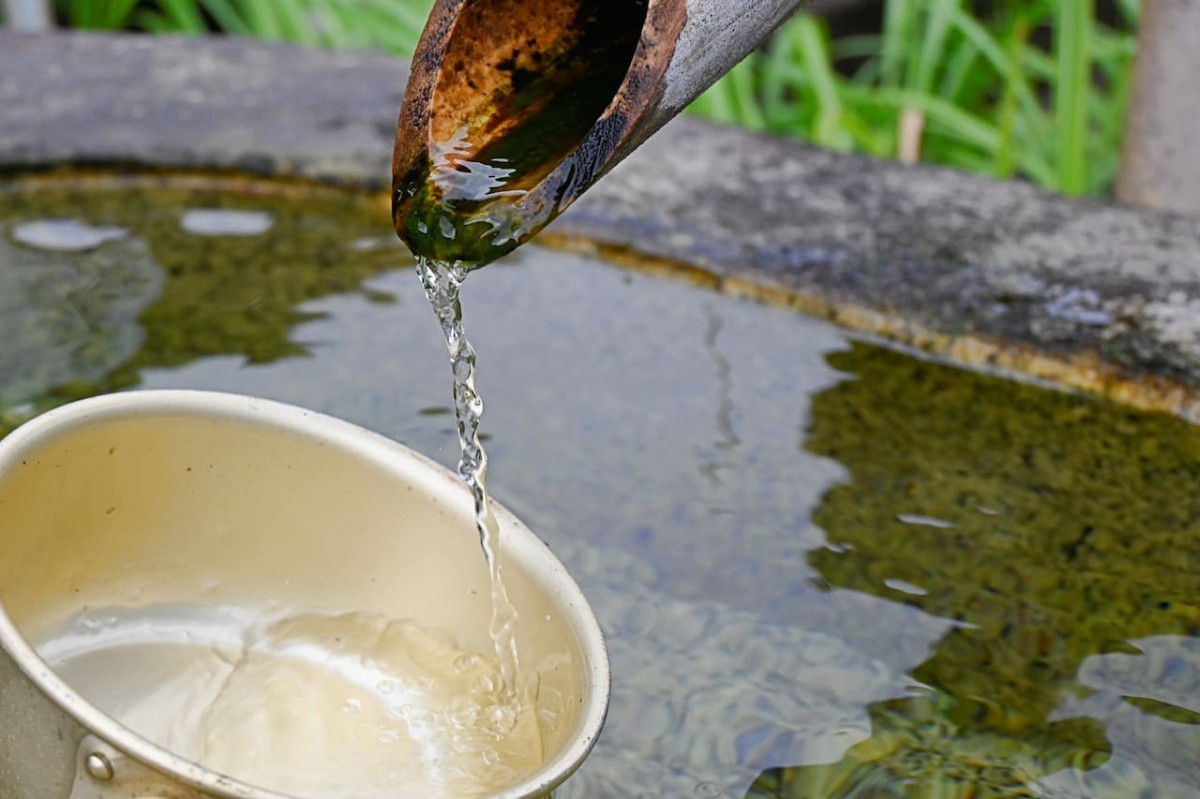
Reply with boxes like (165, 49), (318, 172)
(3, 177), (1199, 798)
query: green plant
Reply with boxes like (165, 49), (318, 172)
(55, 0), (434, 55)
(690, 0), (1141, 196)
(56, 0), (1139, 197)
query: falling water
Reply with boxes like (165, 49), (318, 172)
(416, 256), (521, 698)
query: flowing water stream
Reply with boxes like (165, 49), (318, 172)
(415, 256), (522, 700)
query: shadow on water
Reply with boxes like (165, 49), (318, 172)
(751, 343), (1200, 798)
(0, 175), (406, 435)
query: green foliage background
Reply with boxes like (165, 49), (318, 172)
(52, 0), (1140, 196)
(691, 1), (1140, 197)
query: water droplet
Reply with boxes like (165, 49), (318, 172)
(12, 219), (127, 251)
(181, 209), (273, 236)
(342, 698), (362, 714)
(454, 653), (479, 673)
(695, 781), (723, 798)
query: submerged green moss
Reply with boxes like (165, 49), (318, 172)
(4, 179), (1200, 796)
(0, 177), (406, 436)
(751, 342), (1200, 797)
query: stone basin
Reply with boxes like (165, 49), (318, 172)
(3, 31), (1200, 799)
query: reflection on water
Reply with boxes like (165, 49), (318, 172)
(0, 218), (159, 409)
(180, 208), (274, 236)
(0, 177), (405, 428)
(699, 303), (741, 494)
(3, 177), (1200, 797)
(1043, 636), (1200, 797)
(752, 344), (1200, 797)
(12, 218), (128, 251)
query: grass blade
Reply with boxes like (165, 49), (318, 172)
(880, 0), (910, 88)
(1113, 0), (1141, 27)
(727, 56), (767, 131)
(852, 86), (999, 152)
(937, 35), (979, 101)
(831, 34), (883, 61)
(1055, 0), (1094, 194)
(995, 13), (1031, 179)
(326, 0), (427, 54)
(913, 0), (958, 94)
(271, 0), (315, 44)
(691, 69), (742, 125)
(235, 0), (283, 40)
(156, 0), (208, 33)
(65, 0), (139, 28)
(198, 0), (250, 35)
(762, 19), (802, 127)
(949, 8), (1052, 145)
(794, 15), (854, 150)
(101, 0), (140, 28)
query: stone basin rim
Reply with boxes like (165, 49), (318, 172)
(4, 31), (1200, 418)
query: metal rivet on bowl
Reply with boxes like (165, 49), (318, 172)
(85, 752), (115, 782)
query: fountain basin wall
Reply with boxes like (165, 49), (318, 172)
(4, 32), (1200, 414)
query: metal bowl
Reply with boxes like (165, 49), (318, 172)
(0, 390), (609, 799)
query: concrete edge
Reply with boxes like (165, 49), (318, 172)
(4, 32), (1200, 417)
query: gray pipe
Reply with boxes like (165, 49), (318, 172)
(392, 0), (805, 267)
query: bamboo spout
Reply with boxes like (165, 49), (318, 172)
(392, 0), (804, 267)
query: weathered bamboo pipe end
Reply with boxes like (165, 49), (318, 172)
(392, 0), (804, 268)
